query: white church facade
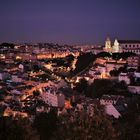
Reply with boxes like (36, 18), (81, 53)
(104, 37), (122, 53)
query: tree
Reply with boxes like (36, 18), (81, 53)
(116, 95), (140, 140)
(86, 79), (113, 98)
(51, 106), (117, 140)
(66, 54), (75, 67)
(85, 79), (130, 98)
(33, 64), (41, 72)
(0, 116), (39, 140)
(112, 53), (121, 60)
(0, 43), (15, 49)
(33, 90), (40, 96)
(110, 69), (120, 77)
(74, 78), (88, 94)
(38, 74), (50, 81)
(74, 53), (96, 74)
(111, 52), (136, 60)
(33, 109), (58, 140)
(97, 52), (112, 58)
(119, 119), (140, 140)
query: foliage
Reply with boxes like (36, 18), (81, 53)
(86, 79), (113, 98)
(119, 119), (140, 140)
(0, 116), (39, 140)
(65, 54), (75, 67)
(51, 106), (116, 140)
(85, 79), (130, 98)
(33, 90), (40, 96)
(116, 95), (140, 140)
(112, 52), (136, 60)
(109, 65), (127, 77)
(33, 65), (41, 72)
(96, 52), (136, 60)
(0, 43), (15, 49)
(110, 69), (120, 77)
(74, 53), (96, 74)
(74, 78), (88, 93)
(97, 52), (111, 58)
(50, 54), (75, 67)
(33, 109), (58, 140)
(112, 53), (121, 60)
(37, 74), (51, 81)
(52, 58), (65, 67)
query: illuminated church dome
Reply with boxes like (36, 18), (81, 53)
(104, 38), (122, 53)
(104, 37), (112, 53)
(112, 39), (122, 53)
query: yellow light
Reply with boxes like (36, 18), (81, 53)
(16, 56), (22, 60)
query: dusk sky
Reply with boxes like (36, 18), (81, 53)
(0, 0), (140, 45)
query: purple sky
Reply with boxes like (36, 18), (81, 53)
(0, 0), (140, 45)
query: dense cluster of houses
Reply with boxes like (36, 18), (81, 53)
(0, 39), (140, 120)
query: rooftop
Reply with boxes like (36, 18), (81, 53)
(118, 40), (140, 44)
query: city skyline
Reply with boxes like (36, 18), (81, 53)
(0, 0), (140, 45)
(0, 1), (140, 138)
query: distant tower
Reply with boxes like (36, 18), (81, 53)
(112, 39), (122, 53)
(104, 37), (112, 53)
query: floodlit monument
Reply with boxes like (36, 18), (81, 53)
(104, 37), (122, 53)
(112, 39), (122, 53)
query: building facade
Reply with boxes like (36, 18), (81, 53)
(118, 40), (140, 55)
(104, 38), (122, 53)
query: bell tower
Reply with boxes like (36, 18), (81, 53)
(112, 39), (122, 53)
(104, 37), (112, 52)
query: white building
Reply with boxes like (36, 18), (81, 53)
(100, 95), (120, 105)
(39, 84), (65, 107)
(127, 56), (139, 69)
(11, 75), (23, 83)
(134, 72), (140, 79)
(100, 95), (121, 119)
(118, 40), (140, 55)
(105, 104), (121, 119)
(41, 91), (65, 107)
(104, 37), (112, 53)
(104, 38), (122, 53)
(112, 39), (122, 53)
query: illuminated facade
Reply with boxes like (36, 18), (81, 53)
(104, 38), (122, 53)
(37, 51), (79, 60)
(104, 37), (112, 53)
(118, 40), (140, 55)
(112, 39), (122, 53)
